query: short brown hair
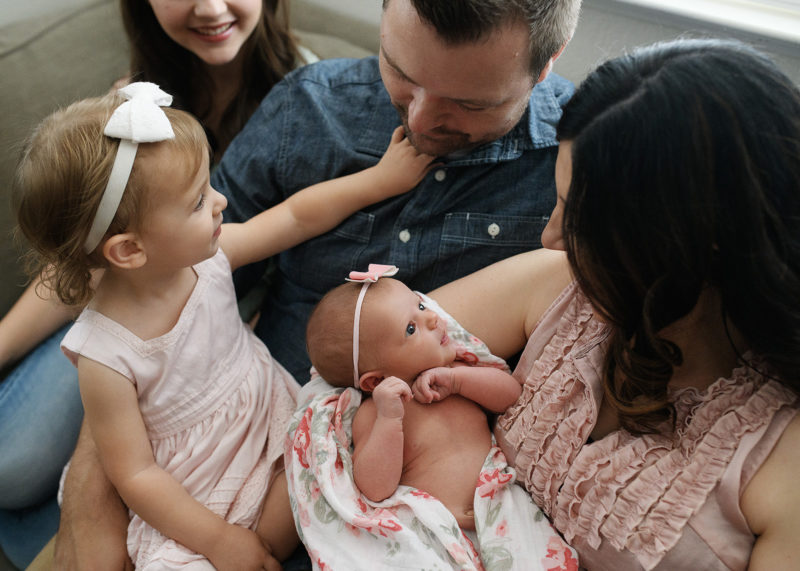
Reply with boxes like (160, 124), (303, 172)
(306, 282), (363, 387)
(13, 92), (208, 306)
(383, 0), (581, 77)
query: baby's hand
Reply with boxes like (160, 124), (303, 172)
(412, 367), (458, 404)
(207, 524), (276, 571)
(374, 126), (436, 197)
(372, 376), (413, 420)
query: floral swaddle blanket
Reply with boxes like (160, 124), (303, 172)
(285, 294), (578, 570)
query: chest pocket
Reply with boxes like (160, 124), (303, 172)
(285, 210), (376, 289)
(433, 212), (548, 284)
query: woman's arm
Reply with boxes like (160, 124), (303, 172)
(741, 413), (800, 570)
(428, 248), (572, 360)
(0, 280), (76, 370)
(77, 357), (271, 571)
(222, 126), (435, 270)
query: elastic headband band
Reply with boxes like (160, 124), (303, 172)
(346, 264), (399, 388)
(352, 283), (370, 387)
(84, 139), (138, 253)
(84, 82), (175, 253)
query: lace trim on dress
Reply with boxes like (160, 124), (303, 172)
(554, 358), (797, 570)
(498, 288), (605, 514)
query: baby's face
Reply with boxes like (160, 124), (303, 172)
(361, 279), (457, 382)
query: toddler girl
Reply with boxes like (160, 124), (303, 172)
(13, 84), (433, 570)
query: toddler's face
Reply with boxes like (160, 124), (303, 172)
(360, 279), (457, 383)
(137, 146), (227, 268)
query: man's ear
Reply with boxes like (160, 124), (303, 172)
(536, 42), (568, 84)
(358, 371), (384, 393)
(102, 233), (147, 269)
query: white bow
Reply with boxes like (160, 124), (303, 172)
(104, 82), (175, 142)
(84, 82), (176, 253)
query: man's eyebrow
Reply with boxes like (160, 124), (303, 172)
(381, 46), (502, 109)
(381, 47), (416, 85)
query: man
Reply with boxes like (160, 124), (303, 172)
(215, 0), (580, 383)
(54, 0), (581, 567)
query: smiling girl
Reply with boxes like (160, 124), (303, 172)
(122, 0), (311, 161)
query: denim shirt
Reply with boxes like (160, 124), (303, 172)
(212, 56), (573, 382)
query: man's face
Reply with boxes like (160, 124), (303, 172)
(379, 0), (536, 157)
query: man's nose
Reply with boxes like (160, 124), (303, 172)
(406, 88), (445, 134)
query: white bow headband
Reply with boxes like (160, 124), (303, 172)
(84, 82), (175, 253)
(346, 264), (399, 388)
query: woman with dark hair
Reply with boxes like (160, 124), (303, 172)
(431, 38), (800, 569)
(121, 0), (311, 161)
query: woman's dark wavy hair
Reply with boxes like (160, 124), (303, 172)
(557, 38), (800, 433)
(121, 0), (300, 156)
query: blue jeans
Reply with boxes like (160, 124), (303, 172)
(0, 324), (82, 568)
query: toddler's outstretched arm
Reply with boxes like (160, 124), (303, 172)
(222, 126), (435, 270)
(78, 356), (278, 571)
(412, 365), (522, 412)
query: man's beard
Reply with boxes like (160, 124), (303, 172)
(396, 106), (479, 157)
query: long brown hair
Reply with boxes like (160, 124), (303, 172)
(557, 39), (800, 433)
(120, 0), (301, 156)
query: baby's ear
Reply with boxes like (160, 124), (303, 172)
(102, 232), (146, 269)
(358, 371), (383, 393)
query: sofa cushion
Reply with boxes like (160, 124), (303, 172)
(0, 0), (128, 314)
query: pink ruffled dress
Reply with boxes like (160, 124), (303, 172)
(62, 249), (300, 569)
(495, 281), (798, 570)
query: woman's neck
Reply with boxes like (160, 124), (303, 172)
(660, 287), (744, 391)
(201, 57), (245, 147)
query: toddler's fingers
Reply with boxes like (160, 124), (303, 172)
(391, 125), (406, 143)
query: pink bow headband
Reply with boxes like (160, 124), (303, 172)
(346, 264), (399, 388)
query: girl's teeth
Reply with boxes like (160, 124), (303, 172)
(196, 23), (232, 36)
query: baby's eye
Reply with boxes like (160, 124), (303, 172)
(406, 322), (416, 336)
(194, 194), (206, 211)
(418, 302), (426, 311)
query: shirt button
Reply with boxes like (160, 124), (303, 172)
(434, 169), (446, 182)
(399, 229), (411, 243)
(487, 223), (500, 238)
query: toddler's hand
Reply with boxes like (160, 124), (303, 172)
(372, 376), (412, 419)
(207, 523), (276, 571)
(412, 367), (458, 403)
(374, 126), (436, 196)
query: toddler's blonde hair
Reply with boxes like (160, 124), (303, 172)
(13, 92), (208, 306)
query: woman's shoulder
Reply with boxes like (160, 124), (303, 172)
(740, 408), (800, 567)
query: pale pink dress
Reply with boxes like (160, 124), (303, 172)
(62, 249), (300, 569)
(495, 281), (798, 571)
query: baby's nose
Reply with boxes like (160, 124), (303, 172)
(424, 311), (438, 329)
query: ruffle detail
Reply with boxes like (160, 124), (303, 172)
(498, 281), (798, 570)
(497, 286), (607, 514)
(552, 356), (797, 570)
